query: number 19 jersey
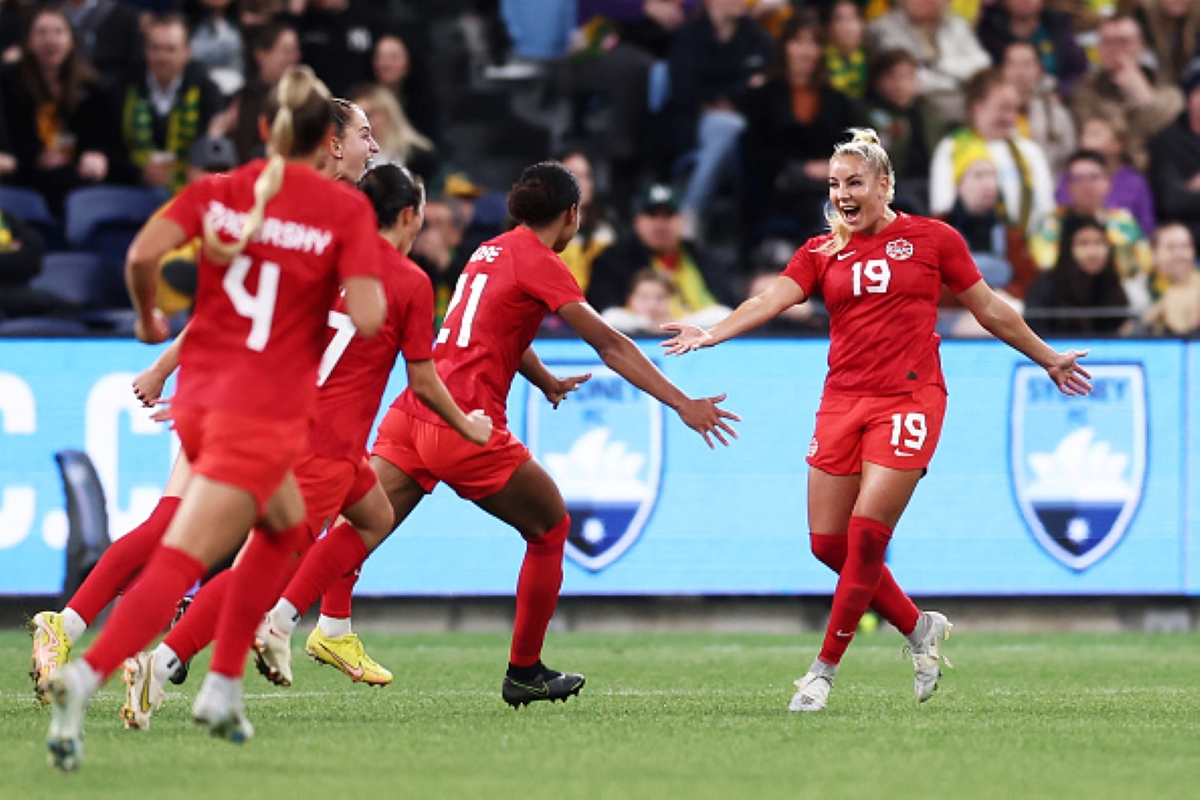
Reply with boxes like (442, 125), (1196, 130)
(783, 213), (982, 397)
(164, 160), (380, 419)
(396, 226), (585, 430)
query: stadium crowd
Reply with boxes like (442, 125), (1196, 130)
(0, 0), (1198, 337)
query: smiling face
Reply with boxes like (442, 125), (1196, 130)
(1070, 225), (1111, 276)
(828, 154), (891, 235)
(334, 104), (379, 183)
(28, 11), (73, 72)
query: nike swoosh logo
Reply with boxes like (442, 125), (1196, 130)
(139, 663), (153, 712)
(508, 679), (549, 696)
(893, 449), (915, 457)
(837, 251), (856, 261)
(836, 630), (853, 638)
(320, 644), (364, 681)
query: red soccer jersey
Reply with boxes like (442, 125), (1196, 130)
(164, 160), (380, 419)
(396, 226), (585, 429)
(308, 236), (435, 459)
(783, 213), (982, 396)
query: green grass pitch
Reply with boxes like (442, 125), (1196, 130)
(2, 629), (1198, 799)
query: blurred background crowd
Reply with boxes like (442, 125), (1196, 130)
(1, 0), (1199, 339)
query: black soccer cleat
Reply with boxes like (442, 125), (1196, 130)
(502, 667), (586, 708)
(167, 596), (193, 685)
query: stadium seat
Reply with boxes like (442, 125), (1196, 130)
(0, 185), (62, 247)
(64, 185), (168, 275)
(30, 251), (127, 309)
(54, 449), (111, 606)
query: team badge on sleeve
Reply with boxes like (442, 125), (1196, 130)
(1010, 363), (1146, 571)
(525, 362), (663, 572)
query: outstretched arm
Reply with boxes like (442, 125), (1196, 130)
(661, 275), (806, 354)
(956, 281), (1092, 396)
(558, 302), (739, 448)
(405, 359), (493, 445)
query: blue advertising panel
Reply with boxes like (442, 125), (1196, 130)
(0, 338), (1188, 596)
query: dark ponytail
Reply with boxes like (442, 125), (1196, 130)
(358, 163), (424, 230)
(507, 161), (580, 227)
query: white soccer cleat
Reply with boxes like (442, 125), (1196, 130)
(121, 651), (165, 731)
(192, 674), (254, 744)
(910, 611), (954, 703)
(788, 672), (833, 712)
(253, 612), (294, 687)
(44, 662), (96, 772)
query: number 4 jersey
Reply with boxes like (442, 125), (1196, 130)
(783, 212), (982, 397)
(396, 225), (585, 430)
(164, 160), (380, 419)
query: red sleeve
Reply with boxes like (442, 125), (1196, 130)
(161, 179), (211, 239)
(781, 240), (824, 297)
(396, 268), (435, 361)
(334, 192), (384, 282)
(935, 221), (984, 293)
(518, 249), (586, 312)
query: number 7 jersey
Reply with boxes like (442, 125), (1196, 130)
(782, 212), (982, 397)
(396, 225), (585, 430)
(163, 160), (380, 419)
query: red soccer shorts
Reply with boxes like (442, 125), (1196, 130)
(372, 408), (529, 501)
(806, 384), (947, 475)
(172, 407), (309, 512)
(294, 451), (377, 539)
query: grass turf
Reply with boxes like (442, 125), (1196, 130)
(2, 629), (1199, 799)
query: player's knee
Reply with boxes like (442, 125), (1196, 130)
(810, 532), (847, 572)
(523, 514), (570, 549)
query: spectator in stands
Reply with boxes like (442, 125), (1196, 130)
(0, 0), (26, 64)
(349, 83), (438, 181)
(1148, 65), (1200, 251)
(1056, 116), (1156, 235)
(0, 7), (113, 214)
(854, 48), (945, 215)
(865, 0), (991, 125)
(660, 0), (772, 236)
(109, 13), (225, 195)
(587, 183), (735, 318)
(410, 197), (469, 326)
(940, 157), (1039, 298)
(286, 0), (392, 96)
(230, 21), (300, 163)
(743, 10), (857, 241)
(239, 0), (283, 28)
(558, 148), (617, 297)
(600, 268), (678, 335)
(1134, 0), (1200, 88)
(0, 207), (60, 321)
(1031, 151), (1154, 306)
(1002, 40), (1075, 176)
(371, 32), (444, 157)
(568, 0), (696, 207)
(823, 0), (867, 100)
(929, 68), (1055, 237)
(977, 0), (1089, 97)
(1025, 215), (1134, 336)
(185, 0), (244, 99)
(1070, 14), (1182, 173)
(62, 0), (143, 82)
(1143, 222), (1200, 335)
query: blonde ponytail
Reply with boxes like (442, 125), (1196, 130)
(203, 66), (328, 264)
(818, 127), (897, 257)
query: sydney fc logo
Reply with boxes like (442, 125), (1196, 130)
(525, 362), (663, 572)
(1010, 363), (1145, 571)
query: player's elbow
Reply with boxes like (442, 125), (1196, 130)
(344, 278), (386, 338)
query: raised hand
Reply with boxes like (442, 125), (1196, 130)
(544, 372), (592, 409)
(660, 323), (713, 356)
(675, 393), (740, 449)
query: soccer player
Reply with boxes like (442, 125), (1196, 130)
(42, 66), (386, 771)
(255, 160), (740, 708)
(27, 94), (381, 700)
(663, 128), (1092, 712)
(119, 163), (492, 729)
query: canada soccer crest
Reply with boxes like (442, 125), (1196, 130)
(525, 362), (663, 572)
(1010, 363), (1145, 571)
(885, 239), (913, 260)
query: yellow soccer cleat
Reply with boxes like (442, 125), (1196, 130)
(30, 612), (73, 704)
(305, 628), (392, 686)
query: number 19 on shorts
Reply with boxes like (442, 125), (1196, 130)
(890, 412), (927, 454)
